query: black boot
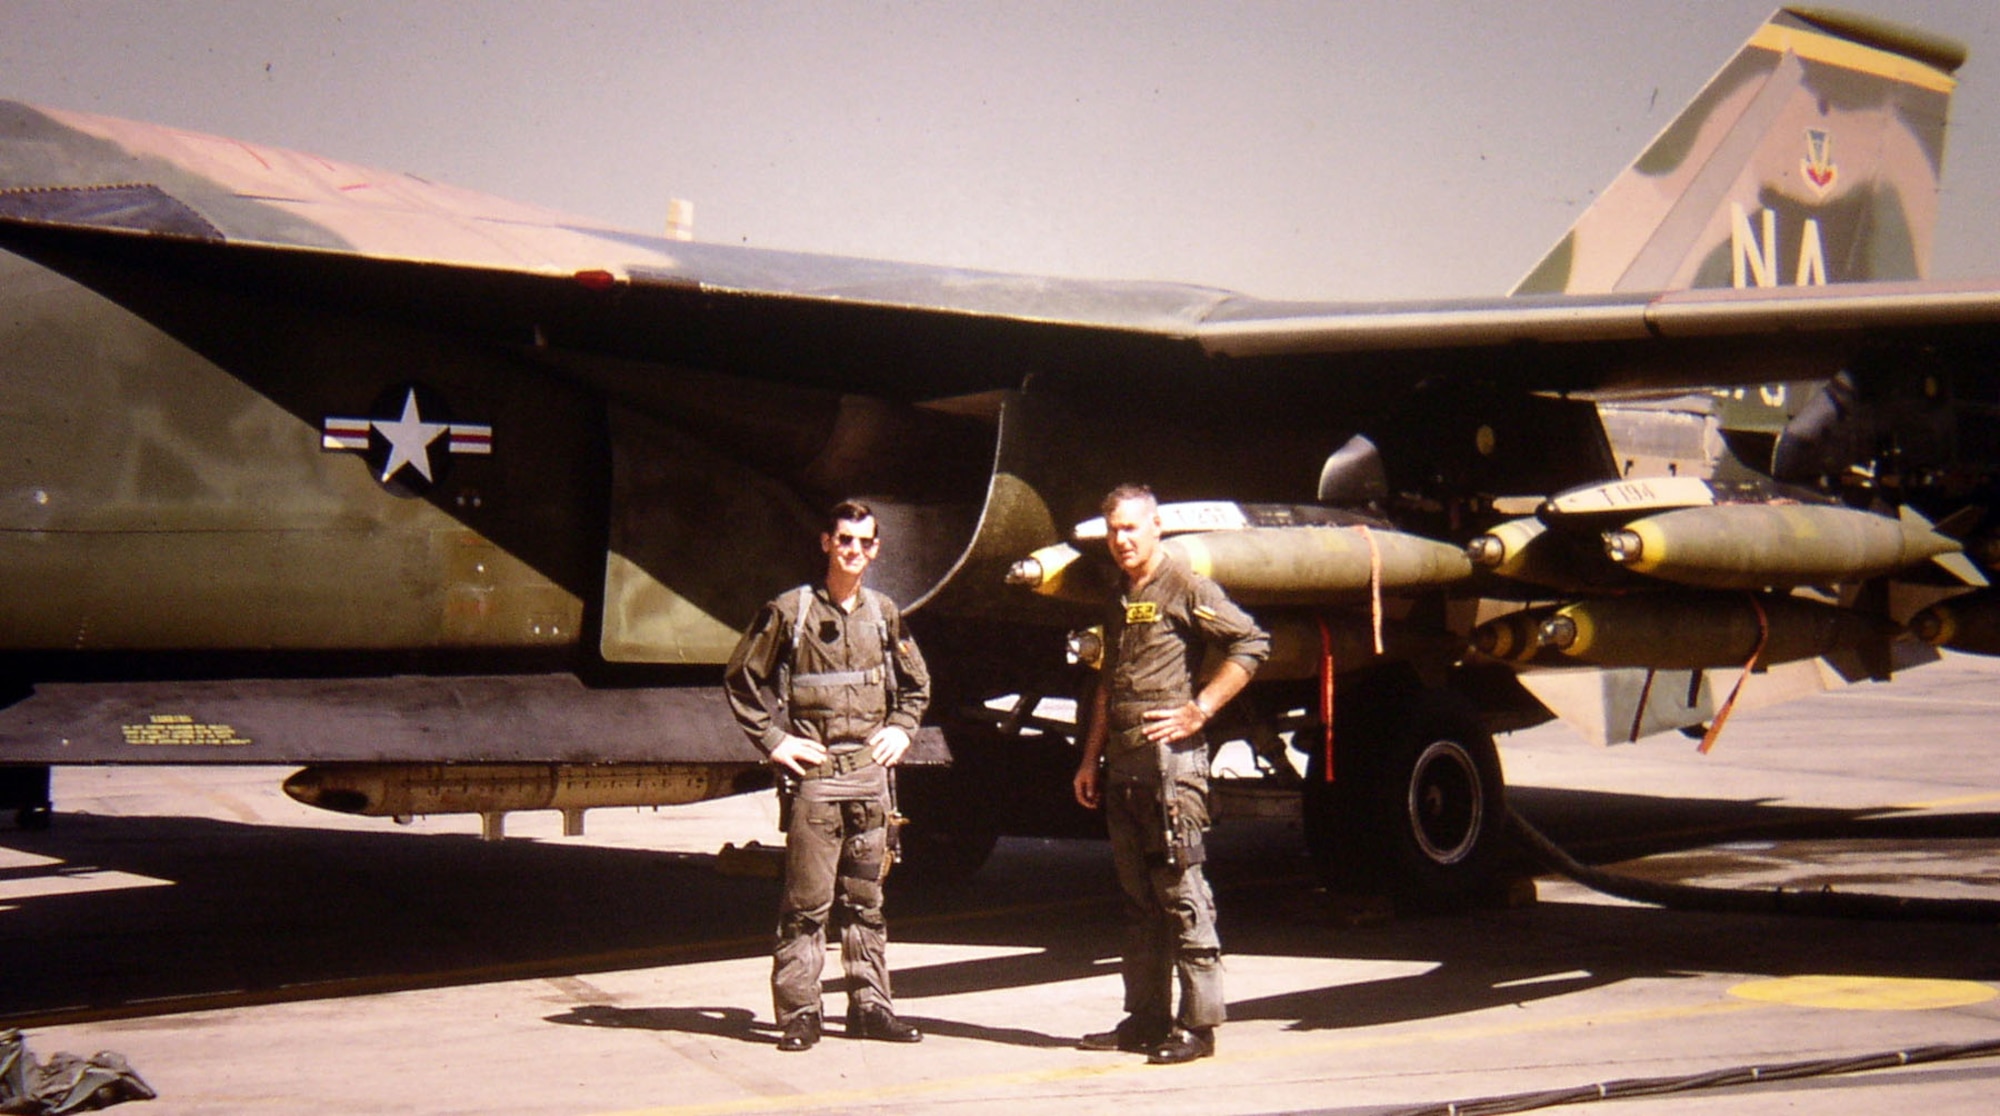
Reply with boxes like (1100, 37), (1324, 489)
(1148, 1026), (1215, 1065)
(1077, 1015), (1170, 1053)
(777, 1012), (821, 1052)
(847, 1002), (923, 1043)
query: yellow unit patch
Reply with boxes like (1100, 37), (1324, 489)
(1125, 601), (1160, 624)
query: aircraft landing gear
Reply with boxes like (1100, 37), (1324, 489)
(2, 765), (52, 831)
(891, 699), (1105, 887)
(1303, 676), (1510, 911)
(891, 798), (999, 885)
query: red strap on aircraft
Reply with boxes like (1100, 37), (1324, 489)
(1318, 614), (1336, 783)
(1698, 594), (1770, 754)
(1357, 525), (1385, 654)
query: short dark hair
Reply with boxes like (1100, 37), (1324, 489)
(825, 499), (878, 536)
(1099, 483), (1157, 517)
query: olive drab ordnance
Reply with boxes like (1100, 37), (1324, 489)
(3, 9), (2000, 907)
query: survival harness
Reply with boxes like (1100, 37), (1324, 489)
(777, 585), (901, 781)
(773, 586), (909, 863)
(785, 584), (894, 693)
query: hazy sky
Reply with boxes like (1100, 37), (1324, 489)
(3, 1), (1998, 301)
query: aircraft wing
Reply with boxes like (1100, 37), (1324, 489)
(7, 92), (2000, 642)
(1197, 282), (2000, 358)
(8, 100), (2000, 411)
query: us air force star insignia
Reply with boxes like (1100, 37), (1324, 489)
(373, 389), (449, 482)
(320, 385), (493, 494)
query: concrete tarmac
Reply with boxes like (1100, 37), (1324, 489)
(3, 654), (1999, 1114)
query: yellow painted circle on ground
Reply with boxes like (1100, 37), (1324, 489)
(1729, 975), (1997, 1011)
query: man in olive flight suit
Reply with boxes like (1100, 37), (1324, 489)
(1073, 484), (1269, 1065)
(724, 500), (931, 1053)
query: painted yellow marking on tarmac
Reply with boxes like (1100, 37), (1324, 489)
(597, 998), (1768, 1116)
(1730, 975), (1997, 1011)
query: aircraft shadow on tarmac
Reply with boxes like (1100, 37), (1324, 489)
(2, 787), (1997, 1039)
(545, 1004), (780, 1047)
(543, 1001), (1075, 1050)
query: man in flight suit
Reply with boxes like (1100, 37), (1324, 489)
(724, 500), (931, 1053)
(1073, 484), (1269, 1065)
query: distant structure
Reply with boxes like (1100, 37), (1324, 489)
(668, 197), (694, 241)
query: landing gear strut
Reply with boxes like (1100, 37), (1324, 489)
(1303, 678), (1509, 910)
(2, 765), (52, 831)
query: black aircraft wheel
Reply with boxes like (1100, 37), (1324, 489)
(1303, 687), (1508, 910)
(1404, 738), (1484, 867)
(891, 822), (999, 887)
(887, 760), (1000, 888)
(1376, 698), (1508, 909)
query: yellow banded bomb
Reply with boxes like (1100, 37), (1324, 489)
(1010, 528), (1471, 606)
(1601, 504), (1971, 589)
(1529, 593), (1894, 669)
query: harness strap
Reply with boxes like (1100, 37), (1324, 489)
(790, 585), (814, 661)
(793, 666), (884, 688)
(783, 584), (900, 716)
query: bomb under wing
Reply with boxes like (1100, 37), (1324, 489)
(1466, 515), (1642, 592)
(1008, 527), (1471, 606)
(1166, 527), (1473, 604)
(1494, 593), (1897, 670)
(1006, 542), (1111, 605)
(1910, 590), (2000, 656)
(1601, 504), (1983, 589)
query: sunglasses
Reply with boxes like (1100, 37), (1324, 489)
(833, 532), (880, 551)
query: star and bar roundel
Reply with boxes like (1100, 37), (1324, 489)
(320, 384), (492, 495)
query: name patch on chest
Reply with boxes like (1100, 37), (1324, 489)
(1125, 601), (1160, 624)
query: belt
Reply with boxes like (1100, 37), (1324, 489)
(1109, 695), (1191, 733)
(1107, 724), (1155, 755)
(793, 666), (885, 688)
(796, 744), (876, 780)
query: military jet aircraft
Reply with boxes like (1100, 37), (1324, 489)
(2, 8), (1996, 906)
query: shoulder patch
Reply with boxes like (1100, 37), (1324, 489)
(1193, 604), (1218, 622)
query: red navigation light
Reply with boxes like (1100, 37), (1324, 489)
(573, 269), (618, 292)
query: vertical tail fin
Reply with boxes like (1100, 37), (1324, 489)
(1514, 8), (1963, 296)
